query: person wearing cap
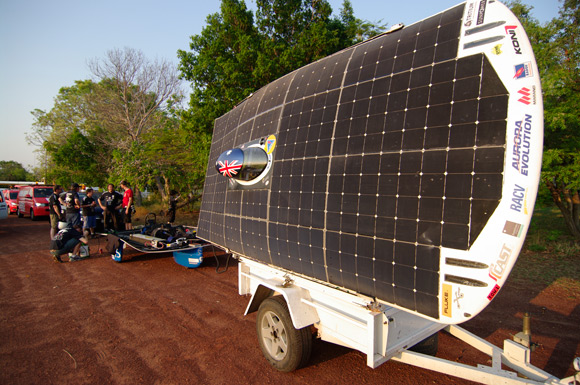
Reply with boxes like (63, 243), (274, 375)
(120, 180), (134, 230)
(59, 183), (82, 230)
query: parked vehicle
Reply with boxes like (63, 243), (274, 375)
(17, 185), (54, 220)
(0, 191), (8, 220)
(2, 189), (19, 214)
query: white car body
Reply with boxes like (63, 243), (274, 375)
(0, 191), (8, 220)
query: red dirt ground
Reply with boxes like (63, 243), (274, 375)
(1, 215), (578, 384)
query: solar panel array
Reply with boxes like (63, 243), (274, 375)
(198, 3), (509, 319)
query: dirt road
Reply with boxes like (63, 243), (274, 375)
(1, 215), (578, 384)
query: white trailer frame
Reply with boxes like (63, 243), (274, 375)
(238, 256), (579, 385)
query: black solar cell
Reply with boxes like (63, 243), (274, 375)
(197, 3), (513, 320)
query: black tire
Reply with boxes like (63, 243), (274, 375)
(17, 208), (23, 218)
(409, 332), (439, 356)
(256, 296), (312, 372)
(30, 210), (36, 221)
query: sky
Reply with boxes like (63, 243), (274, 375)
(0, 0), (560, 170)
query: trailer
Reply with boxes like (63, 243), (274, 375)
(237, 255), (579, 384)
(194, 0), (579, 382)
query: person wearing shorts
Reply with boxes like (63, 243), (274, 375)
(81, 188), (97, 237)
(99, 184), (123, 232)
(120, 180), (134, 230)
(49, 185), (64, 239)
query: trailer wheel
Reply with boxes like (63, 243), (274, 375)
(256, 296), (312, 372)
(409, 332), (439, 356)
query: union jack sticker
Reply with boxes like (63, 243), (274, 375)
(215, 148), (244, 178)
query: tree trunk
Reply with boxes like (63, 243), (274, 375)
(154, 176), (167, 202)
(546, 180), (580, 240)
(176, 190), (202, 210)
(134, 186), (142, 206)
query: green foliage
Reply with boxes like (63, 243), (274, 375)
(175, 0), (385, 201)
(516, 205), (580, 293)
(178, 0), (386, 136)
(0, 161), (32, 181)
(29, 2), (384, 207)
(508, 0), (580, 239)
(43, 128), (105, 186)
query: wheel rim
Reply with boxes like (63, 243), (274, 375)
(260, 310), (288, 361)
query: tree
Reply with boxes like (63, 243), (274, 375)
(178, 0), (386, 136)
(509, 0), (580, 239)
(29, 49), (187, 197)
(0, 161), (32, 181)
(88, 47), (185, 149)
(27, 80), (109, 186)
(178, 0), (261, 136)
(177, 0), (387, 196)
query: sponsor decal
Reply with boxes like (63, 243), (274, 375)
(517, 85), (536, 105)
(442, 283), (452, 317)
(477, 0), (487, 25)
(464, 2), (476, 27)
(514, 62), (533, 79)
(511, 114), (532, 176)
(454, 287), (464, 309)
(491, 44), (503, 55)
(487, 284), (501, 300)
(510, 184), (528, 214)
(265, 134), (277, 154)
(505, 25), (523, 54)
(489, 244), (512, 281)
(503, 221), (523, 237)
(216, 148), (244, 178)
(218, 159), (242, 178)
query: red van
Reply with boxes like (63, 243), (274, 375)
(17, 185), (54, 220)
(3, 189), (19, 214)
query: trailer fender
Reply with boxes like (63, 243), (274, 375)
(244, 283), (319, 330)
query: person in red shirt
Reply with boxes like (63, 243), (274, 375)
(120, 180), (134, 230)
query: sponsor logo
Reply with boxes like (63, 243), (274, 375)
(511, 114), (532, 176)
(442, 283), (452, 317)
(489, 244), (512, 281)
(265, 134), (277, 154)
(514, 62), (533, 79)
(477, 0), (487, 25)
(510, 184), (528, 214)
(491, 44), (503, 55)
(487, 284), (501, 300)
(454, 287), (464, 309)
(517, 85), (536, 105)
(517, 87), (531, 105)
(503, 221), (523, 237)
(505, 25), (522, 54)
(464, 2), (476, 27)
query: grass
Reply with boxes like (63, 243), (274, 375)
(512, 204), (580, 296)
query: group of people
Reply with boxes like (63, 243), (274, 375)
(48, 181), (134, 263)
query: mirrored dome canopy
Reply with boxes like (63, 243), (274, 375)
(216, 147), (268, 181)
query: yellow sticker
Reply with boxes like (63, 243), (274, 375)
(442, 283), (452, 317)
(491, 44), (503, 55)
(264, 135), (276, 154)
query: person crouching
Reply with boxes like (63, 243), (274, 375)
(49, 223), (88, 263)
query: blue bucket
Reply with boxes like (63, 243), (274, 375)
(173, 247), (203, 268)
